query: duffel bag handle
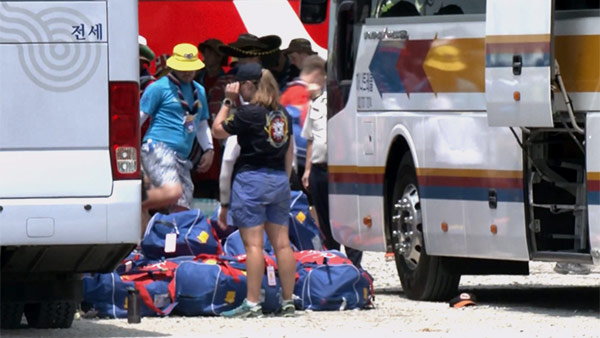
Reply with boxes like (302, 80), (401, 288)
(154, 220), (180, 235)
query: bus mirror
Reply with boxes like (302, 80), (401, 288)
(300, 0), (328, 24)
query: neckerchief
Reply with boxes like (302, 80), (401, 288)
(167, 73), (200, 115)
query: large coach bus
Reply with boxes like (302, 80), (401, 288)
(299, 0), (600, 301)
(1, 0), (140, 329)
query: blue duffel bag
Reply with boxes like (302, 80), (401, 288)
(174, 254), (282, 316)
(293, 250), (374, 311)
(142, 209), (222, 260)
(289, 191), (324, 251)
(223, 229), (274, 256)
(82, 259), (181, 318)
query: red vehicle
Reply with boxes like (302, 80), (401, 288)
(139, 0), (329, 65)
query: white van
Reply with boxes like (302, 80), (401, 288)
(0, 0), (140, 328)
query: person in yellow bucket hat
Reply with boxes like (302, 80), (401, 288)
(139, 43), (214, 231)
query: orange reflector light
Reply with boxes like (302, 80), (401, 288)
(513, 91), (521, 101)
(491, 224), (498, 234)
(441, 222), (448, 232)
(363, 216), (372, 228)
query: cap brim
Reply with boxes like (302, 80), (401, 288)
(166, 57), (205, 71)
(452, 300), (476, 308)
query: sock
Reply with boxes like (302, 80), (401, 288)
(246, 300), (258, 307)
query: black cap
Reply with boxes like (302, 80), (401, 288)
(449, 292), (477, 308)
(236, 62), (263, 82)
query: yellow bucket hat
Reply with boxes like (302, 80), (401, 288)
(166, 43), (205, 71)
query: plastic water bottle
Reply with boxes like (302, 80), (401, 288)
(127, 288), (141, 324)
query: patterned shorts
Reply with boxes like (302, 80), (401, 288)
(141, 140), (194, 209)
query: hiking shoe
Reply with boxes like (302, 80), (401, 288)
(221, 299), (262, 318)
(554, 262), (591, 275)
(277, 299), (295, 317)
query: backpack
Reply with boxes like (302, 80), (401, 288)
(293, 250), (374, 311)
(289, 191), (324, 251)
(142, 209), (222, 260)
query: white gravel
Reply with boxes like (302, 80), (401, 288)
(2, 252), (599, 337)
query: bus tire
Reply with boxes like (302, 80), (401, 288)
(24, 301), (76, 329)
(390, 153), (460, 301)
(1, 303), (24, 329)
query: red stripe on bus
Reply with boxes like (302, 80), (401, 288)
(329, 173), (384, 184)
(418, 176), (523, 189)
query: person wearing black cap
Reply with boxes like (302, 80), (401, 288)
(212, 63), (296, 318)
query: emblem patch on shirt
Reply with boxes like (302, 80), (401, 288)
(264, 110), (289, 148)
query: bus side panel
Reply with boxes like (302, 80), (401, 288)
(328, 102), (360, 250)
(418, 114), (529, 260)
(587, 113), (600, 263)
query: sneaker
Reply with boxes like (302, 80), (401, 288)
(277, 299), (295, 317)
(221, 299), (262, 318)
(554, 262), (591, 275)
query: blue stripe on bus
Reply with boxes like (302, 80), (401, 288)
(329, 182), (383, 197)
(589, 192), (600, 205)
(420, 186), (524, 202)
(486, 53), (550, 68)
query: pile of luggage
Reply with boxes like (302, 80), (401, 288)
(82, 191), (374, 318)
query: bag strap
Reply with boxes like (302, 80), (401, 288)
(134, 280), (177, 316)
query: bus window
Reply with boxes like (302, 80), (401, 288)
(300, 0), (328, 23)
(328, 0), (356, 116)
(556, 0), (600, 10)
(375, 0), (486, 18)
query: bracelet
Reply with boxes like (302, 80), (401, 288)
(220, 203), (229, 208)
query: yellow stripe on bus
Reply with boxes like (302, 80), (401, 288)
(485, 34), (551, 44)
(416, 168), (523, 179)
(555, 35), (600, 93)
(588, 172), (600, 181)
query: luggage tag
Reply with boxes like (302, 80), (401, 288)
(183, 114), (195, 133)
(165, 233), (177, 253)
(266, 265), (276, 286)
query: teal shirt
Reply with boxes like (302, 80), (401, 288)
(141, 76), (209, 158)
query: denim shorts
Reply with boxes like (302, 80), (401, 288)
(141, 140), (194, 209)
(230, 168), (290, 228)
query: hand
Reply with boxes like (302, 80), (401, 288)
(302, 169), (310, 190)
(225, 82), (239, 101)
(196, 150), (214, 173)
(217, 206), (229, 231)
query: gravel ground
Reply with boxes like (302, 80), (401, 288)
(2, 252), (599, 338)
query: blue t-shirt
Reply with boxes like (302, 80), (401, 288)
(141, 76), (209, 158)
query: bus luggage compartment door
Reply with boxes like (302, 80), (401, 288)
(485, 0), (554, 127)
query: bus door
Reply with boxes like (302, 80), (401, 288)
(485, 0), (554, 127)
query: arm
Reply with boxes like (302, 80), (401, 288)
(285, 139), (294, 178)
(219, 136), (240, 207)
(140, 111), (149, 125)
(217, 136), (240, 230)
(212, 82), (239, 139)
(195, 120), (214, 173)
(302, 140), (313, 190)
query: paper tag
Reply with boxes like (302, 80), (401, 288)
(165, 233), (177, 253)
(266, 265), (276, 286)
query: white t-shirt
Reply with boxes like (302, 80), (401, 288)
(301, 91), (327, 164)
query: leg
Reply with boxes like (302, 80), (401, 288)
(264, 222), (295, 301)
(309, 166), (340, 251)
(141, 142), (184, 211)
(142, 183), (183, 210)
(239, 225), (265, 303)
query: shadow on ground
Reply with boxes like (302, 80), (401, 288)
(375, 285), (599, 317)
(0, 318), (169, 337)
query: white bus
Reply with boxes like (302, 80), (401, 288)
(298, 0), (600, 300)
(0, 0), (140, 328)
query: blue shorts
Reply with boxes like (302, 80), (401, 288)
(230, 168), (290, 228)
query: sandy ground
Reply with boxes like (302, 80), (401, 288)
(2, 252), (599, 338)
